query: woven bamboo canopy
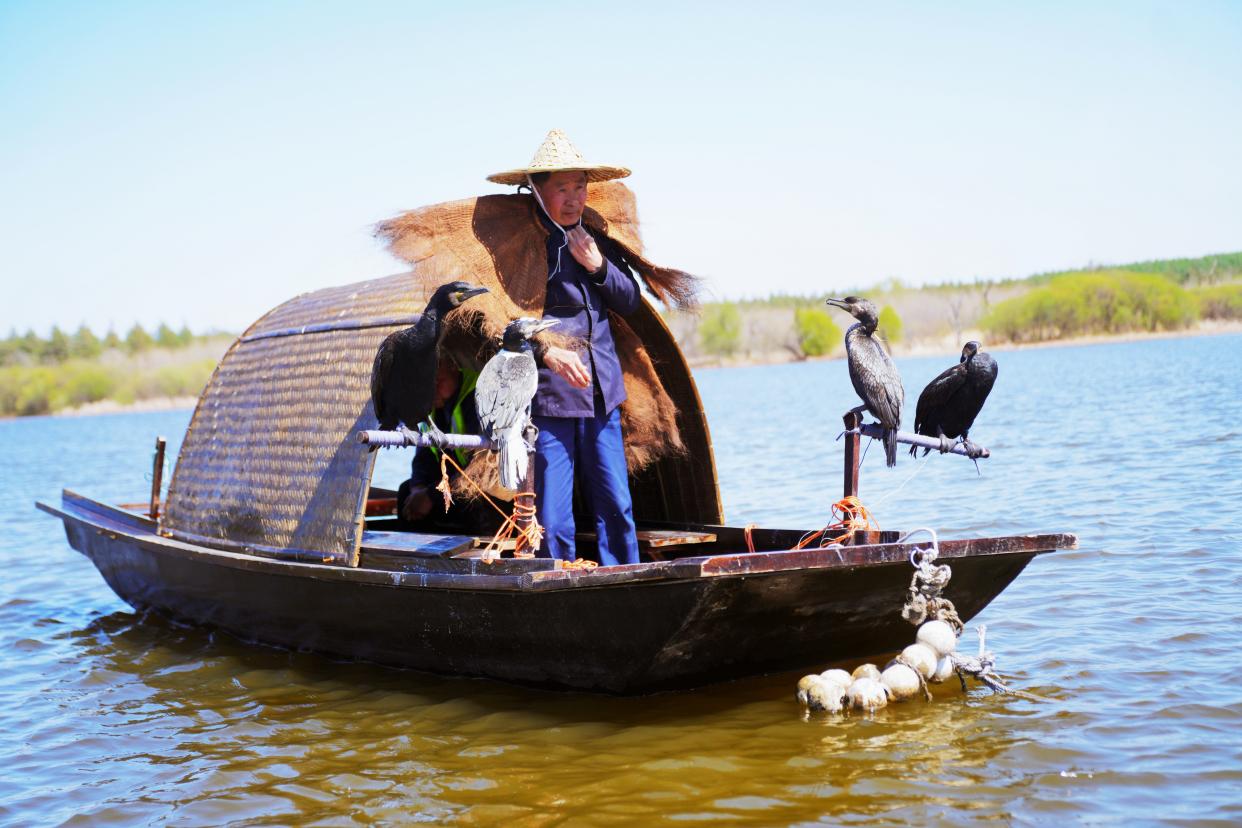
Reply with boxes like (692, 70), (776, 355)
(161, 184), (722, 566)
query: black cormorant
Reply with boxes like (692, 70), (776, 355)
(911, 340), (997, 459)
(370, 281), (488, 437)
(825, 296), (905, 467)
(475, 317), (559, 490)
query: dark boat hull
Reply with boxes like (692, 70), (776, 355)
(41, 491), (1068, 693)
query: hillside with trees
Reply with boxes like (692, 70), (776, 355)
(666, 251), (1242, 365)
(4, 253), (1239, 416)
(0, 324), (230, 417)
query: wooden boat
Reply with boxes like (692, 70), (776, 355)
(37, 271), (1076, 694)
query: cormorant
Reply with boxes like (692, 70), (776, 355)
(370, 281), (488, 438)
(825, 296), (905, 467)
(475, 317), (559, 490)
(911, 341), (997, 459)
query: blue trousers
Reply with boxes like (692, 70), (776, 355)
(532, 404), (639, 566)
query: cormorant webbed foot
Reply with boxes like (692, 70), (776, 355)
(424, 420), (448, 448)
(399, 424), (422, 447)
(938, 434), (954, 455)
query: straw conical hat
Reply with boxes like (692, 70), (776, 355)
(487, 129), (630, 185)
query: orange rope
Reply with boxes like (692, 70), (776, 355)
(743, 523), (758, 553)
(794, 496), (879, 550)
(437, 453), (544, 560)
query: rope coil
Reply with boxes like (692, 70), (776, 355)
(795, 496), (879, 550)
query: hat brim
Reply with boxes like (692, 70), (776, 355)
(486, 165), (631, 186)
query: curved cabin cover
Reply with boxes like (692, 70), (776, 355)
(161, 182), (721, 566)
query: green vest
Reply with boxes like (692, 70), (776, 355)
(423, 368), (479, 468)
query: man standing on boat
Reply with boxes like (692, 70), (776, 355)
(486, 130), (641, 566)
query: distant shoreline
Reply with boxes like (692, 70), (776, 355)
(6, 321), (1236, 420)
(52, 396), (202, 418)
(688, 319), (1242, 368)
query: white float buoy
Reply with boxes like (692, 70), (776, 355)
(930, 654), (955, 684)
(880, 663), (923, 702)
(819, 668), (853, 688)
(806, 679), (847, 713)
(847, 677), (890, 711)
(901, 643), (939, 680)
(851, 663), (882, 682)
(796, 674), (826, 706)
(917, 620), (958, 657)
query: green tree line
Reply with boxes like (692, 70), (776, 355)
(0, 360), (219, 418)
(981, 271), (1242, 343)
(0, 323), (199, 367)
(696, 302), (903, 358)
(0, 322), (228, 417)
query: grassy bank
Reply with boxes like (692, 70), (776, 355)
(666, 252), (1242, 364)
(6, 253), (1240, 415)
(0, 325), (230, 417)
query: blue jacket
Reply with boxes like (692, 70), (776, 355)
(533, 213), (641, 419)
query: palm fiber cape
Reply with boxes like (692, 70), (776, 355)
(374, 181), (702, 486)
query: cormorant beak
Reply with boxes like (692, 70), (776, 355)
(530, 319), (560, 334)
(459, 286), (490, 301)
(825, 297), (849, 311)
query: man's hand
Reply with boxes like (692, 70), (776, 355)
(401, 485), (434, 522)
(543, 345), (591, 389)
(567, 226), (603, 273)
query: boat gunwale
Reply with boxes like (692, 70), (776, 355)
(38, 489), (1076, 593)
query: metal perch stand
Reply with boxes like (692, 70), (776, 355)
(841, 410), (989, 499)
(357, 430), (495, 450)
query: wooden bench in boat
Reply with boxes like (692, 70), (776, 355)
(576, 529), (717, 561)
(357, 530), (560, 574)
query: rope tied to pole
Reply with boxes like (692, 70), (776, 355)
(795, 496), (879, 550)
(435, 452), (544, 562)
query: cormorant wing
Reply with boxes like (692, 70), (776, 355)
(913, 363), (967, 435)
(476, 352), (539, 434)
(370, 333), (397, 425)
(847, 333), (904, 429)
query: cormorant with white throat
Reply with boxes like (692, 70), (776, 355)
(825, 296), (905, 467)
(476, 317), (559, 490)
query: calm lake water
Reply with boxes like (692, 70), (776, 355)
(2, 334), (1240, 825)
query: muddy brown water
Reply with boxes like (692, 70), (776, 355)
(2, 334), (1240, 825)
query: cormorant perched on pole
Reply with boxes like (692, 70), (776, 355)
(825, 296), (905, 467)
(370, 281), (488, 439)
(475, 317), (559, 490)
(911, 341), (998, 459)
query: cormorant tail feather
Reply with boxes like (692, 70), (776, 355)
(884, 427), (898, 468)
(498, 434), (528, 491)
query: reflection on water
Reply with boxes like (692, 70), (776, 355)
(2, 334), (1240, 824)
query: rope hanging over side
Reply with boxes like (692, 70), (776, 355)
(897, 529), (964, 633)
(949, 625), (1045, 702)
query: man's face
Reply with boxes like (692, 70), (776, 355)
(534, 171), (588, 226)
(433, 363), (461, 408)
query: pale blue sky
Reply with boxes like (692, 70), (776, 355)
(2, 1), (1239, 335)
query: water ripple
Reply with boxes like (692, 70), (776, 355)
(1, 335), (1240, 824)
